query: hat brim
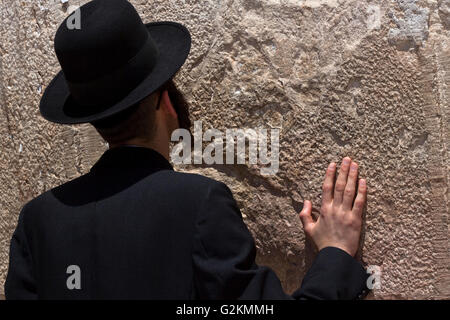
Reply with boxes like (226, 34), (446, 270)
(39, 21), (191, 124)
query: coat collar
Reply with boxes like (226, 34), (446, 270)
(90, 146), (173, 173)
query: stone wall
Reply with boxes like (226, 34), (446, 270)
(0, 0), (448, 299)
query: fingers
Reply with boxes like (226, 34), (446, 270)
(352, 179), (367, 217)
(342, 161), (358, 211)
(299, 200), (314, 233)
(322, 162), (336, 204)
(333, 157), (351, 206)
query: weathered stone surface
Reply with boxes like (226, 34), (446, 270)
(439, 0), (450, 29)
(0, 0), (448, 299)
(388, 0), (430, 50)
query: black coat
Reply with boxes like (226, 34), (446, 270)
(5, 146), (369, 299)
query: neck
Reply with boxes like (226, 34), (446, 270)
(110, 138), (170, 161)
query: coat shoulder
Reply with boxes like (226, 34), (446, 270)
(153, 170), (224, 189)
(22, 170), (227, 216)
(147, 170), (232, 201)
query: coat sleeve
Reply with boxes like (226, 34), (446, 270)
(192, 181), (369, 300)
(4, 204), (38, 300)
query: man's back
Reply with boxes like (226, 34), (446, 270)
(5, 147), (369, 300)
(7, 147), (209, 299)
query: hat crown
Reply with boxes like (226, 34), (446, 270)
(55, 0), (149, 83)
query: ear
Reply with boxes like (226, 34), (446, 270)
(160, 90), (178, 120)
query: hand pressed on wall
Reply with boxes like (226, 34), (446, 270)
(299, 157), (367, 257)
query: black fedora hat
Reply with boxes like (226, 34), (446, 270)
(39, 0), (191, 124)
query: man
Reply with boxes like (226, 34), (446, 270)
(5, 0), (370, 299)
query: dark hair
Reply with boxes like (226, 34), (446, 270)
(91, 92), (159, 145)
(91, 79), (191, 144)
(91, 101), (142, 130)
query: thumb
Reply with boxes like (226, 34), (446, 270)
(299, 200), (314, 232)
